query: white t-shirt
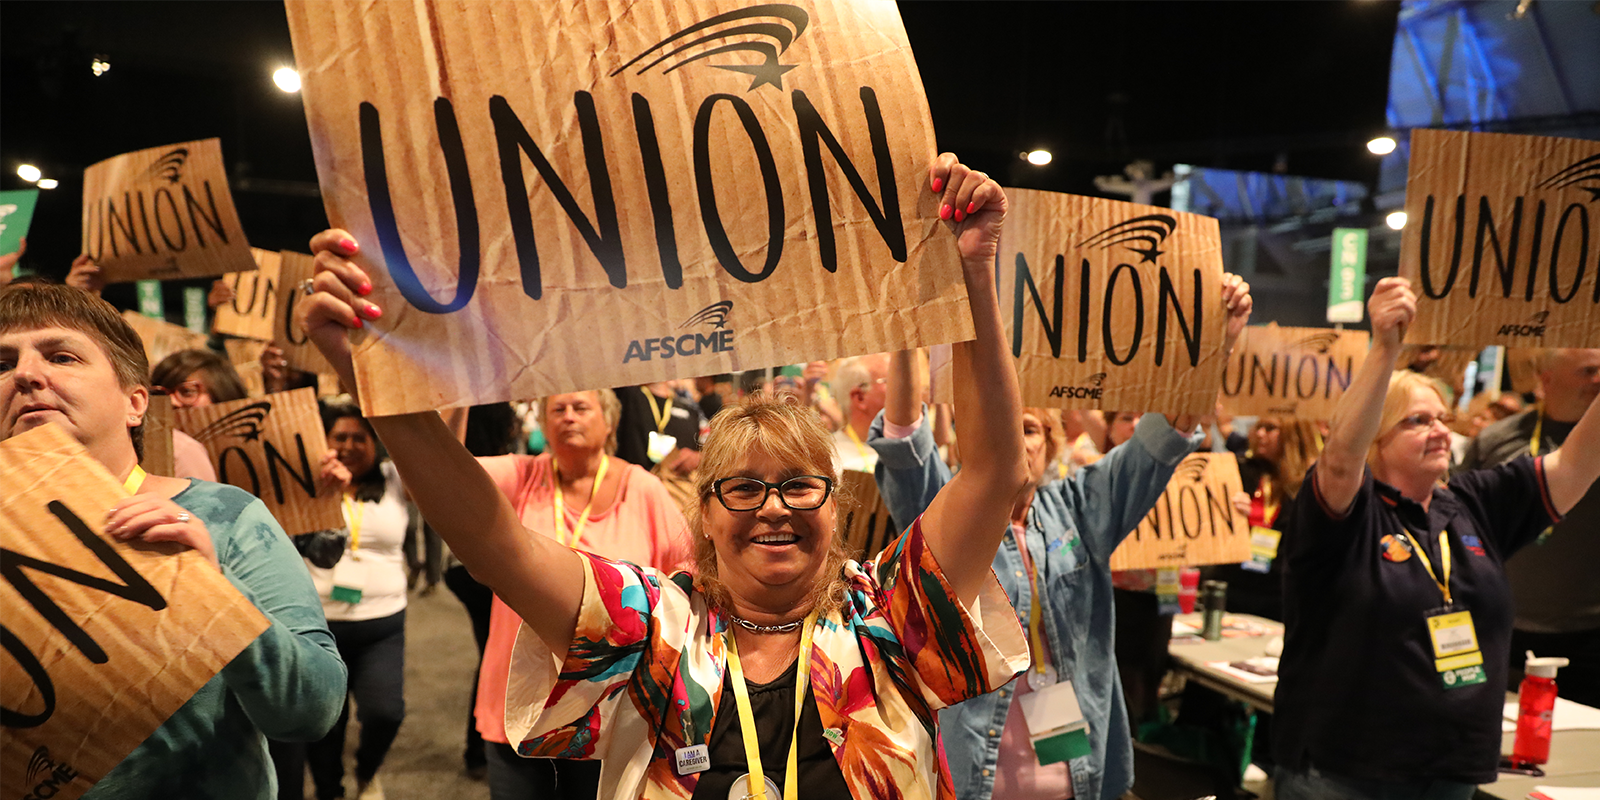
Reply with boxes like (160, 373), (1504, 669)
(307, 460), (410, 621)
(831, 427), (879, 474)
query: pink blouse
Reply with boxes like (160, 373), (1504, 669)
(473, 454), (692, 744)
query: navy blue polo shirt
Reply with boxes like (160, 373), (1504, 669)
(1274, 456), (1559, 784)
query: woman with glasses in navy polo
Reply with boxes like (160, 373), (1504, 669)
(1274, 277), (1600, 800)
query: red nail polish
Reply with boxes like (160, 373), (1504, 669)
(352, 317), (364, 329)
(339, 237), (359, 253)
(967, 201), (977, 215)
(931, 177), (944, 193)
(358, 282), (373, 296)
(940, 204), (953, 220)
(365, 303), (383, 320)
(954, 208), (966, 223)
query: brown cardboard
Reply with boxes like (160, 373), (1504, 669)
(274, 251), (336, 377)
(119, 310), (209, 370)
(0, 424), (267, 797)
(80, 138), (256, 283)
(141, 394), (176, 478)
(1507, 347), (1541, 396)
(212, 249), (281, 341)
(933, 188), (1228, 415)
(223, 338), (270, 398)
(1401, 129), (1600, 349)
(285, 0), (970, 416)
(174, 388), (342, 535)
(839, 469), (895, 563)
(1220, 325), (1370, 419)
(1109, 453), (1250, 570)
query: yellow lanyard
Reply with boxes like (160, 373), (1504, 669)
(724, 608), (820, 800)
(342, 494), (365, 553)
(1010, 524), (1051, 677)
(842, 423), (870, 461)
(1530, 409), (1545, 457)
(552, 456), (609, 548)
(1403, 528), (1454, 606)
(124, 465), (148, 494)
(642, 388), (672, 433)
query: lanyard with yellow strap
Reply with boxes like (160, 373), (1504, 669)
(1401, 528), (1454, 606)
(842, 423), (870, 463)
(552, 456), (609, 548)
(342, 494), (366, 555)
(1010, 523), (1056, 685)
(642, 387), (672, 433)
(124, 465), (147, 494)
(723, 608), (820, 800)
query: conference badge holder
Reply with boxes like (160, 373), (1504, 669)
(1242, 526), (1281, 574)
(647, 431), (678, 464)
(330, 554), (368, 604)
(1156, 568), (1182, 615)
(1019, 678), (1090, 765)
(1428, 608), (1486, 689)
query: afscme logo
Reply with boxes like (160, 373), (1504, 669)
(21, 746), (79, 799)
(623, 302), (737, 363)
(1047, 372), (1106, 399)
(1498, 309), (1550, 338)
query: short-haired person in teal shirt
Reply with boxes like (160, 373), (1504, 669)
(0, 281), (348, 798)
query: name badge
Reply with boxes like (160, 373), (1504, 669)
(1427, 609), (1486, 689)
(1155, 568), (1182, 615)
(647, 431), (678, 463)
(1017, 680), (1091, 765)
(673, 744), (709, 776)
(1242, 526), (1282, 574)
(329, 556), (368, 604)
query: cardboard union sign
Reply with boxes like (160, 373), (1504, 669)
(141, 394), (176, 478)
(1110, 453), (1249, 571)
(1220, 325), (1369, 419)
(119, 310), (209, 370)
(0, 424), (267, 797)
(1401, 129), (1600, 349)
(274, 251), (336, 376)
(286, 0), (969, 416)
(839, 469), (895, 563)
(175, 388), (342, 535)
(224, 336), (270, 398)
(80, 138), (256, 283)
(934, 188), (1227, 415)
(213, 248), (282, 341)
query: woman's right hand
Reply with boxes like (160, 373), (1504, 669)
(1231, 491), (1251, 519)
(1368, 276), (1416, 350)
(296, 230), (384, 395)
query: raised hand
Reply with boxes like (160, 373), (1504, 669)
(295, 230), (384, 398)
(1368, 277), (1416, 350)
(65, 254), (105, 296)
(107, 495), (218, 570)
(1220, 273), (1254, 353)
(929, 153), (1007, 271)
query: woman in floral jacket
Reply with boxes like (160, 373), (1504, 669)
(299, 154), (1030, 800)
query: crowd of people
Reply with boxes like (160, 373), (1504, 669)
(4, 154), (1599, 800)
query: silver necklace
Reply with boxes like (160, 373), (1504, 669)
(727, 614), (803, 633)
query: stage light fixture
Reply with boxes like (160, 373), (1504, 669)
(1367, 136), (1397, 155)
(37, 179), (58, 189)
(1025, 149), (1053, 166)
(17, 164), (41, 183)
(91, 57), (111, 76)
(274, 67), (302, 93)
(1386, 211), (1408, 230)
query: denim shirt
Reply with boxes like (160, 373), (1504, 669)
(868, 411), (1199, 800)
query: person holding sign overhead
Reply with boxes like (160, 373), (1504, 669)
(0, 282), (347, 798)
(1274, 277), (1600, 800)
(297, 154), (1030, 800)
(869, 278), (1254, 800)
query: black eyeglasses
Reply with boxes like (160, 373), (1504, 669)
(712, 475), (833, 511)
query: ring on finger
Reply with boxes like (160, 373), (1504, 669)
(175, 511), (191, 524)
(302, 278), (316, 295)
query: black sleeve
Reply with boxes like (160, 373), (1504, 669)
(612, 386), (653, 467)
(1283, 462), (1376, 559)
(1446, 455), (1558, 557)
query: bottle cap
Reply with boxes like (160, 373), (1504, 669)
(1525, 650), (1570, 678)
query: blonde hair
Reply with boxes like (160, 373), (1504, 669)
(1024, 407), (1062, 470)
(1252, 417), (1322, 500)
(1367, 371), (1449, 471)
(690, 394), (851, 616)
(536, 389), (622, 455)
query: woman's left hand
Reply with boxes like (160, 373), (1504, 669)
(106, 496), (219, 571)
(318, 449), (352, 494)
(1220, 273), (1254, 353)
(929, 153), (1007, 271)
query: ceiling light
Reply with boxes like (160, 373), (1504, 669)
(1367, 136), (1397, 155)
(36, 178), (58, 189)
(273, 67), (301, 93)
(91, 57), (111, 77)
(1025, 149), (1053, 166)
(1386, 210), (1408, 230)
(16, 164), (41, 183)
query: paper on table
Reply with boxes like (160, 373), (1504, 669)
(1529, 787), (1600, 800)
(1502, 697), (1600, 731)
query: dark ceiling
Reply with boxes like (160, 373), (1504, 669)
(1, 0), (1402, 282)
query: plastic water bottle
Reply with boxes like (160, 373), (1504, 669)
(1511, 651), (1569, 769)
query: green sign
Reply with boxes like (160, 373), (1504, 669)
(1327, 227), (1367, 324)
(136, 280), (165, 320)
(0, 189), (39, 261)
(183, 287), (208, 333)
